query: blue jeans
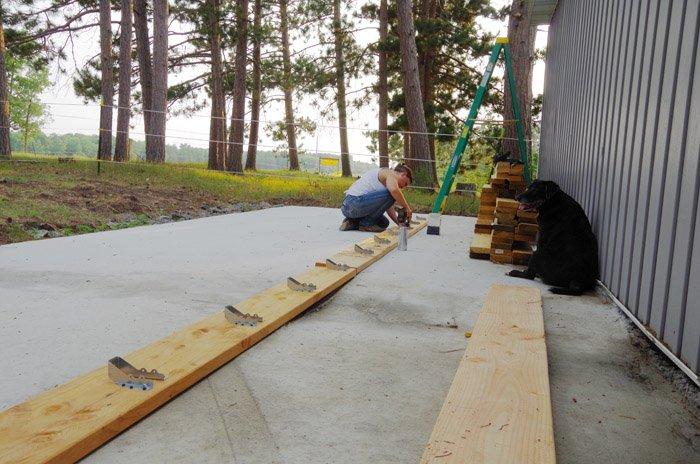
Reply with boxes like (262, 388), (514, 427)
(341, 190), (395, 228)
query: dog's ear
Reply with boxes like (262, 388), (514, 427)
(544, 181), (560, 199)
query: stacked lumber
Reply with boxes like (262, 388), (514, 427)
(490, 198), (518, 263)
(513, 208), (538, 265)
(469, 161), (537, 265)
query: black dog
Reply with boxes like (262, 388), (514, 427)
(507, 180), (599, 295)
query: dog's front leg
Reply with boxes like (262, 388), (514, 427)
(506, 251), (538, 280)
(507, 267), (536, 279)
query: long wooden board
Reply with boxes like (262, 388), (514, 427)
(0, 220), (425, 464)
(328, 220), (426, 271)
(419, 285), (555, 464)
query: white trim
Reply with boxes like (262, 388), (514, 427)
(597, 281), (699, 388)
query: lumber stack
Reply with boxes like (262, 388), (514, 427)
(469, 161), (537, 265)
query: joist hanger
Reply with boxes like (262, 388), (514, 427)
(224, 305), (263, 327)
(107, 356), (165, 391)
(287, 277), (317, 292)
(374, 235), (390, 245)
(325, 259), (351, 271)
(354, 244), (374, 255)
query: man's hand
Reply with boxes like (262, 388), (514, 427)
(405, 207), (413, 223)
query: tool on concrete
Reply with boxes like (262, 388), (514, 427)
(396, 207), (409, 251)
(374, 235), (390, 245)
(354, 244), (374, 255)
(324, 258), (351, 271)
(107, 356), (165, 391)
(427, 37), (530, 236)
(224, 305), (263, 327)
(287, 277), (317, 292)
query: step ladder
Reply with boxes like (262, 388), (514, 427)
(427, 37), (531, 235)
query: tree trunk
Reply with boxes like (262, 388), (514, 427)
(377, 0), (388, 168)
(396, 0), (434, 187)
(0, 20), (11, 159)
(98, 0), (114, 161)
(279, 0), (299, 170)
(114, 0), (133, 162)
(503, 0), (534, 161)
(227, 0), (249, 173)
(245, 0), (262, 170)
(208, 0), (226, 170)
(416, 0), (438, 182)
(333, 0), (351, 177)
(133, 0), (154, 158)
(150, 0), (168, 162)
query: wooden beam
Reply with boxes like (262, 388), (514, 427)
(328, 220), (426, 271)
(469, 232), (492, 259)
(0, 220), (426, 464)
(419, 284), (555, 464)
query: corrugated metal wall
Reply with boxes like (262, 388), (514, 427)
(539, 0), (700, 375)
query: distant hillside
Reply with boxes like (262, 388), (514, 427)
(9, 132), (377, 175)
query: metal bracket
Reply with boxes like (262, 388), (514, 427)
(287, 277), (317, 292)
(224, 305), (263, 327)
(354, 244), (374, 255)
(373, 235), (390, 245)
(325, 259), (351, 271)
(108, 356), (165, 391)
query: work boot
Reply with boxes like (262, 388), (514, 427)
(339, 218), (359, 231)
(358, 224), (386, 233)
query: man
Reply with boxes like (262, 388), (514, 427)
(340, 164), (413, 232)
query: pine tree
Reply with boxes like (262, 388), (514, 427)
(114, 0), (134, 162)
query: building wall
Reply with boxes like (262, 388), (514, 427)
(539, 0), (700, 374)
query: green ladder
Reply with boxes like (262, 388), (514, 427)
(426, 37), (531, 235)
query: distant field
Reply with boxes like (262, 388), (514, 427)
(0, 153), (485, 244)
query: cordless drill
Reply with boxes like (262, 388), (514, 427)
(396, 207), (409, 227)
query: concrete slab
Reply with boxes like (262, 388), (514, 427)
(0, 207), (697, 463)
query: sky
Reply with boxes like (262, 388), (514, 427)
(37, 1), (549, 166)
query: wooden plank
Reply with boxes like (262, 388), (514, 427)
(469, 233), (492, 256)
(489, 249), (513, 264)
(0, 220), (426, 464)
(328, 220), (426, 271)
(419, 285), (555, 464)
(495, 198), (519, 212)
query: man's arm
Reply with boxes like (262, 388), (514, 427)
(385, 173), (412, 220)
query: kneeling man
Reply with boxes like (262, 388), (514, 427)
(340, 164), (413, 232)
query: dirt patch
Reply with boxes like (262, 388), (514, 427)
(0, 177), (275, 245)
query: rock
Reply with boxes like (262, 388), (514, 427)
(30, 229), (49, 239)
(47, 230), (64, 239)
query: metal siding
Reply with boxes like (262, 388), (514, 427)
(663, 4), (700, 355)
(629, 0), (671, 321)
(619, 0), (653, 306)
(601, 0), (632, 285)
(541, 0), (700, 374)
(607, 1), (642, 295)
(640, 0), (684, 331)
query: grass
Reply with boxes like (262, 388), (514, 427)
(0, 153), (487, 244)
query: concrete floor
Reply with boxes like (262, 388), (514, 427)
(0, 206), (697, 463)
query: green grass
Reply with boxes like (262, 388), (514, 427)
(0, 153), (486, 244)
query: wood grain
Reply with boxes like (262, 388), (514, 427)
(469, 233), (492, 256)
(419, 285), (555, 464)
